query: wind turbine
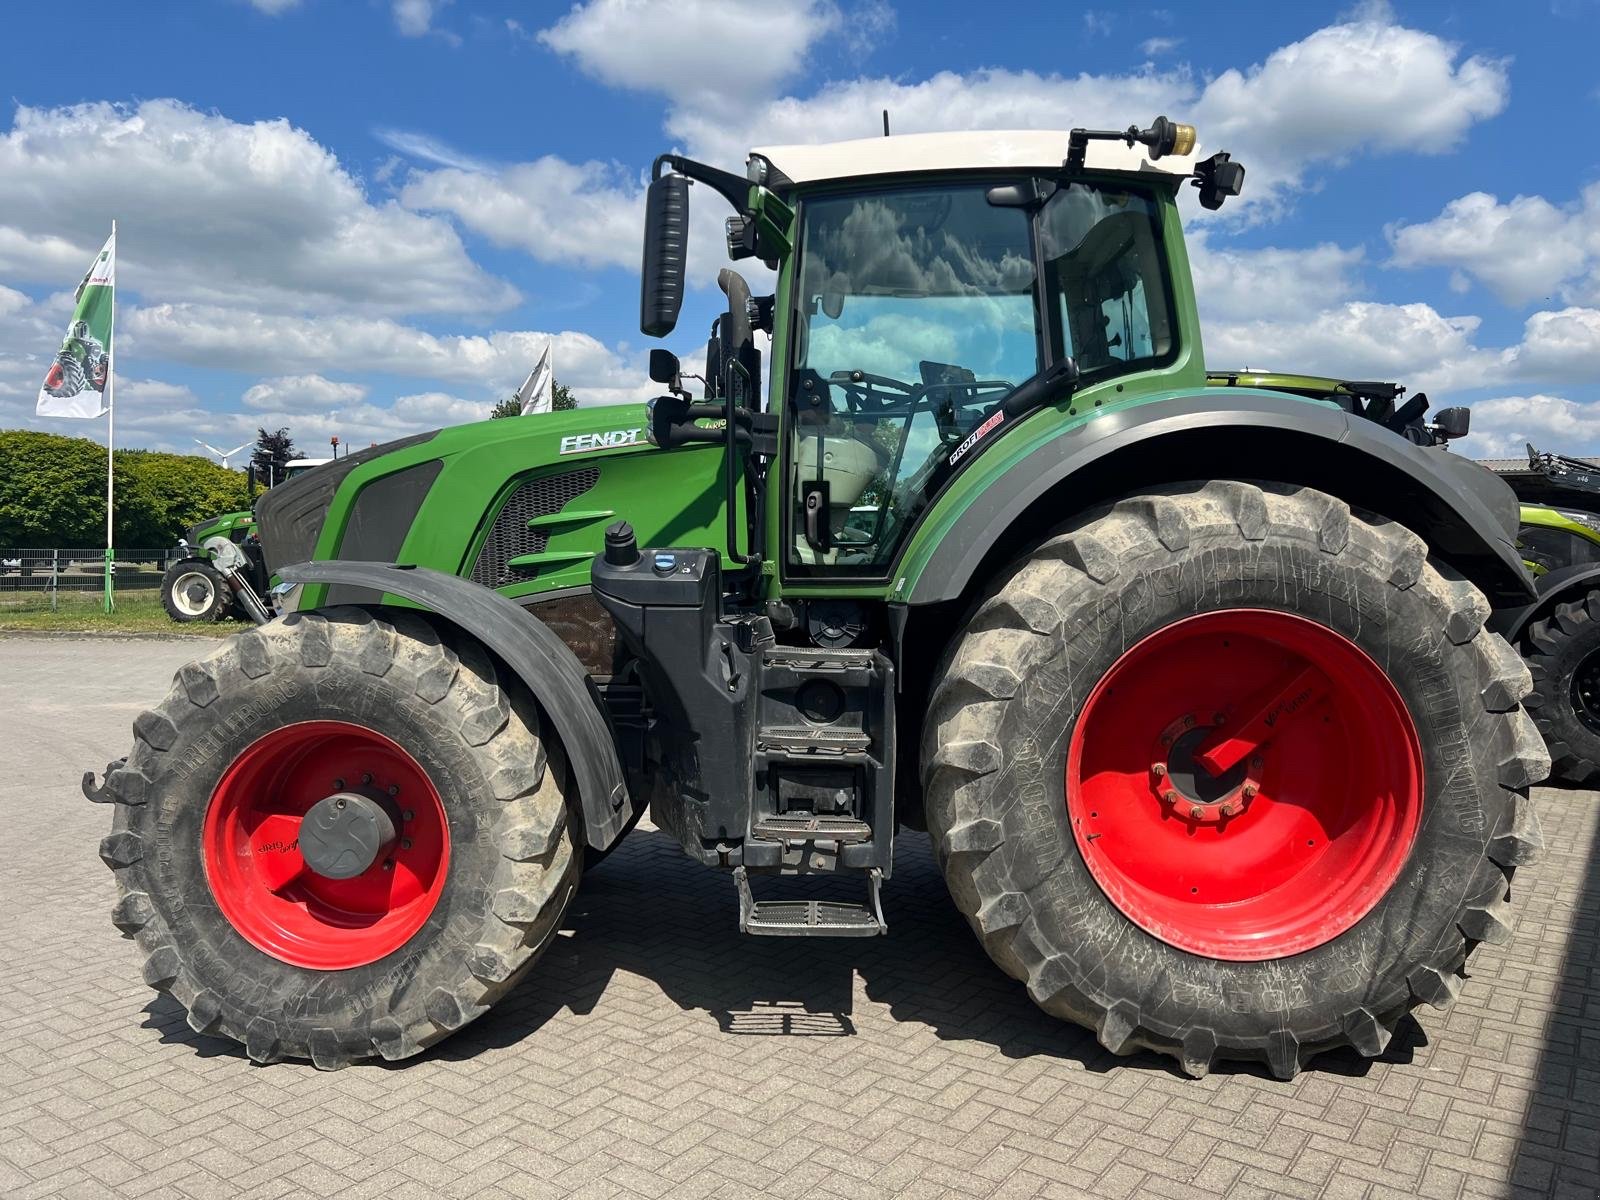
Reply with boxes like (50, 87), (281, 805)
(195, 438), (253, 469)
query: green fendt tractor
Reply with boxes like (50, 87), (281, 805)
(160, 510), (260, 623)
(86, 117), (1548, 1079)
(1482, 446), (1600, 785)
(160, 459), (334, 624)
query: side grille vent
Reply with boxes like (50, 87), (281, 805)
(470, 466), (600, 588)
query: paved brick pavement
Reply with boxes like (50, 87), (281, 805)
(1, 634), (1596, 1199)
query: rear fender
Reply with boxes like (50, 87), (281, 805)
(902, 392), (1534, 611)
(279, 560), (633, 851)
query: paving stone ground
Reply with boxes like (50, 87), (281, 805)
(1, 634), (1596, 1200)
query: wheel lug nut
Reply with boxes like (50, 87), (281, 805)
(400, 838), (413, 850)
(1189, 805), (1204, 820)
(1242, 784), (1258, 800)
(333, 778), (345, 789)
(1151, 763), (1167, 779)
(388, 785), (400, 797)
(1162, 790), (1178, 804)
(334, 797), (346, 809)
(361, 773), (373, 785)
(1250, 756), (1263, 770)
(402, 810), (415, 822)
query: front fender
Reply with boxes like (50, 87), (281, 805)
(898, 391), (1534, 610)
(279, 560), (632, 851)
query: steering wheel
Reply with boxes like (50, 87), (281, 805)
(828, 369), (919, 414)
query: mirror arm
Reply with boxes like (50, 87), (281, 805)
(653, 154), (750, 213)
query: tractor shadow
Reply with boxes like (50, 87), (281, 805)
(140, 823), (1429, 1079)
(431, 825), (1425, 1080)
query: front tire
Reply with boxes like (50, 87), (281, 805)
(1522, 593), (1600, 786)
(95, 608), (579, 1068)
(923, 482), (1547, 1078)
(161, 558), (230, 622)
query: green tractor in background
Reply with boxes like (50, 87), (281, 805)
(1481, 446), (1600, 786)
(87, 117), (1547, 1080)
(160, 458), (332, 624)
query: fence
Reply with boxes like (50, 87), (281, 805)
(0, 548), (183, 613)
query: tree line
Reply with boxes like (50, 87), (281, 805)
(0, 429), (252, 548)
(4, 382), (582, 547)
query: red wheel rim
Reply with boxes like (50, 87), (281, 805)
(1065, 610), (1422, 961)
(202, 721), (449, 970)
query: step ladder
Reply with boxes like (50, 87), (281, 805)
(734, 866), (886, 937)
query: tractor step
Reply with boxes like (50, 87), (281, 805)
(735, 866), (886, 937)
(751, 814), (871, 844)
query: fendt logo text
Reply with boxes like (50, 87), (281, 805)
(559, 428), (642, 455)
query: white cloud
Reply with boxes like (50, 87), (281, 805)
(1388, 187), (1600, 306)
(1205, 300), (1496, 394)
(1193, 12), (1507, 205)
(1466, 395), (1600, 457)
(539, 0), (843, 107)
(1187, 233), (1365, 324)
(393, 0), (455, 41)
(125, 303), (653, 404)
(1083, 11), (1113, 37)
(401, 156), (644, 270)
(248, 0), (301, 12)
(372, 127), (492, 173)
(1503, 306), (1600, 384)
(1140, 37), (1181, 57)
(242, 374), (369, 414)
(0, 285), (28, 320)
(0, 101), (515, 316)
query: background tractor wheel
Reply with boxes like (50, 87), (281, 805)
(160, 558), (231, 622)
(94, 607), (579, 1068)
(1522, 593), (1600, 786)
(923, 481), (1547, 1079)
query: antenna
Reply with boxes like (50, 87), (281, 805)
(882, 109), (890, 137)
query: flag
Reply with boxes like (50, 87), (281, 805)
(37, 230), (115, 419)
(515, 344), (554, 415)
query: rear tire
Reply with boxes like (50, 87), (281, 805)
(923, 481), (1547, 1078)
(1521, 593), (1600, 786)
(161, 558), (230, 623)
(95, 607), (579, 1068)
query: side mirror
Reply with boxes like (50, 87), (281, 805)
(1433, 406), (1471, 441)
(649, 348), (681, 385)
(820, 272), (848, 321)
(640, 173), (689, 337)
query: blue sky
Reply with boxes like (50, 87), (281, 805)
(2, 0), (1599, 458)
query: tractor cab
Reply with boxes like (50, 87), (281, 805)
(637, 121), (1241, 594)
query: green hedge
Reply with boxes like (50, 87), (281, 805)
(0, 429), (251, 548)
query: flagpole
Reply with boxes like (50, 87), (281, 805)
(103, 219), (116, 614)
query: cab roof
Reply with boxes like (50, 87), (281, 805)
(750, 129), (1199, 188)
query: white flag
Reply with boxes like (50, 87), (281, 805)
(37, 230), (115, 419)
(516, 344), (554, 415)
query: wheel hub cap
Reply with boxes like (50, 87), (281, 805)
(202, 721), (449, 970)
(1066, 610), (1423, 961)
(300, 791), (399, 880)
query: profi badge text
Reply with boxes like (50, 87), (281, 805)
(559, 428), (643, 455)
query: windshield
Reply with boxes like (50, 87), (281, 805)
(787, 178), (1175, 576)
